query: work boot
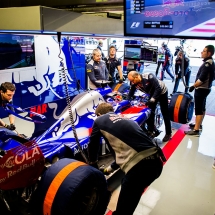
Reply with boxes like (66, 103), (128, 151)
(184, 129), (200, 137)
(162, 134), (172, 142)
(189, 123), (203, 130)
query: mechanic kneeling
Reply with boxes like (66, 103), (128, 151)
(88, 102), (164, 215)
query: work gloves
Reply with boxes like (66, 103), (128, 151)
(118, 78), (123, 84)
(4, 123), (16, 131)
(189, 86), (195, 92)
(145, 100), (154, 107)
(100, 165), (115, 176)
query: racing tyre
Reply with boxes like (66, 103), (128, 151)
(31, 158), (110, 215)
(169, 92), (194, 124)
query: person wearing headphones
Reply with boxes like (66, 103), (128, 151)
(104, 45), (123, 85)
(0, 82), (16, 131)
(87, 49), (109, 89)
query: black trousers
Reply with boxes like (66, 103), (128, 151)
(155, 61), (164, 77)
(112, 157), (163, 215)
(147, 91), (172, 135)
(172, 70), (191, 93)
(194, 88), (211, 115)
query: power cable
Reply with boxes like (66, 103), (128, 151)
(57, 32), (89, 164)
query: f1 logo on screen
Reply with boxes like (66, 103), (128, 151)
(130, 22), (140, 28)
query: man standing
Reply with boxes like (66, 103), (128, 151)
(86, 49), (109, 89)
(171, 51), (191, 95)
(104, 45), (123, 85)
(127, 71), (172, 142)
(0, 82), (16, 131)
(160, 44), (174, 82)
(155, 42), (165, 77)
(185, 45), (215, 136)
(88, 102), (163, 215)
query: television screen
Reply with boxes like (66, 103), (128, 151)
(124, 0), (215, 39)
(124, 45), (141, 60)
(0, 34), (35, 70)
(140, 46), (158, 63)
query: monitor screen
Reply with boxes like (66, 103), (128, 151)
(0, 34), (35, 70)
(140, 45), (158, 63)
(124, 45), (141, 60)
(124, 0), (215, 39)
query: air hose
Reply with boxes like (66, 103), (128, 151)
(57, 32), (89, 164)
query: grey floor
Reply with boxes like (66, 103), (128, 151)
(106, 60), (215, 215)
(106, 115), (215, 215)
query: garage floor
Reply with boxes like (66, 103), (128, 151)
(4, 63), (215, 215)
(105, 76), (215, 215)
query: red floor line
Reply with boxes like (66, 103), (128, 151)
(106, 124), (187, 215)
(162, 124), (187, 161)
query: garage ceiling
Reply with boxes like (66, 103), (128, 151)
(0, 0), (124, 20)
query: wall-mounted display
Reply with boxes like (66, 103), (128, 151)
(124, 0), (215, 39)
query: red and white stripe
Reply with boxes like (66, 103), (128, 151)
(176, 17), (215, 37)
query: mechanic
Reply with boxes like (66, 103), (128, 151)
(104, 45), (123, 86)
(160, 43), (174, 82)
(86, 49), (109, 90)
(88, 102), (164, 215)
(171, 51), (191, 95)
(185, 45), (215, 136)
(0, 82), (16, 131)
(127, 71), (172, 142)
(97, 40), (105, 60)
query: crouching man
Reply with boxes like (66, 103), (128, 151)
(88, 102), (164, 215)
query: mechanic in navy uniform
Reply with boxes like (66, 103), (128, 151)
(0, 82), (16, 131)
(104, 45), (123, 86)
(127, 71), (172, 142)
(171, 51), (191, 95)
(185, 45), (215, 136)
(86, 49), (109, 90)
(88, 102), (163, 215)
(160, 44), (174, 81)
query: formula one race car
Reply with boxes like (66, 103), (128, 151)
(0, 86), (163, 215)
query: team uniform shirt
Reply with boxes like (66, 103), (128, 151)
(175, 56), (190, 76)
(0, 95), (14, 120)
(87, 60), (109, 89)
(163, 48), (173, 67)
(128, 73), (167, 102)
(104, 56), (121, 80)
(195, 57), (215, 89)
(157, 47), (165, 62)
(88, 112), (158, 173)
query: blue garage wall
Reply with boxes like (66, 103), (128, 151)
(0, 34), (86, 118)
